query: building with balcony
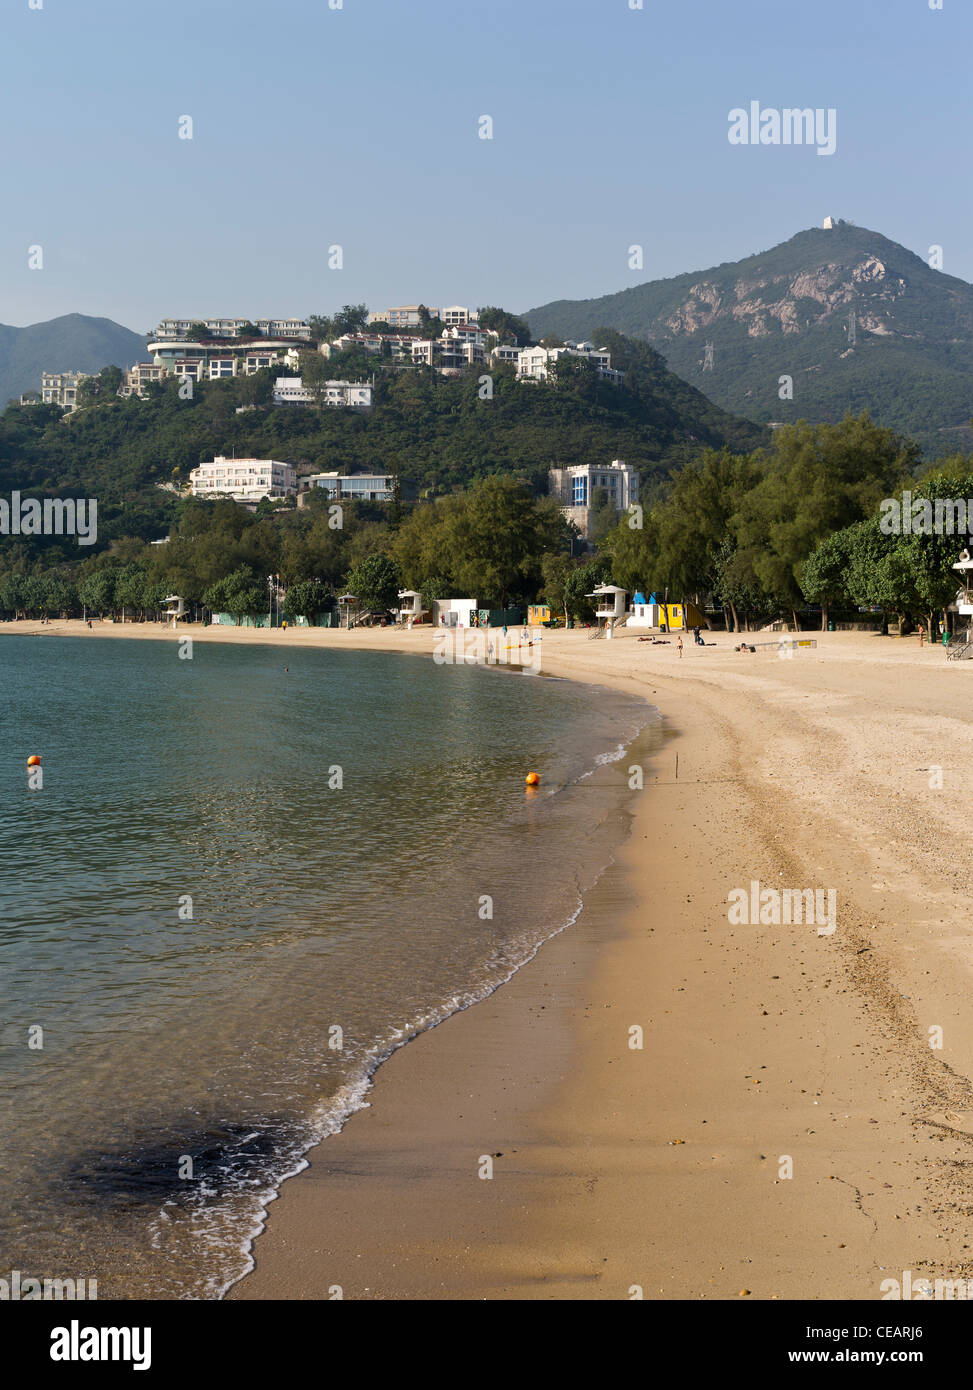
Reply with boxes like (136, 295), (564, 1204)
(41, 370), (90, 411)
(118, 362), (168, 398)
(368, 305), (441, 328)
(301, 471), (394, 502)
(189, 456), (297, 503)
(272, 377), (373, 407)
(517, 341), (623, 385)
(153, 317), (311, 341)
(548, 460), (639, 540)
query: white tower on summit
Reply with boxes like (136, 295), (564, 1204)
(823, 215), (837, 230)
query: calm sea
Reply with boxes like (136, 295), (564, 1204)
(0, 634), (654, 1298)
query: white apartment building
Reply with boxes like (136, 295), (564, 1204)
(322, 380), (372, 407)
(325, 332), (416, 360)
(272, 377), (373, 407)
(369, 305), (440, 328)
(41, 370), (90, 411)
(272, 377), (317, 405)
(548, 460), (639, 540)
(490, 343), (520, 365)
(517, 341), (624, 385)
(368, 304), (478, 327)
(153, 318), (311, 341)
(190, 456), (297, 503)
(147, 338), (299, 375)
(303, 471), (394, 501)
(118, 362), (168, 398)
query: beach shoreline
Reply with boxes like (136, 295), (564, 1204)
(9, 619), (973, 1299)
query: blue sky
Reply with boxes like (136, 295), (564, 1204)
(0, 0), (967, 330)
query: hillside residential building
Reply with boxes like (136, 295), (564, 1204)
(272, 377), (373, 408)
(190, 456), (297, 503)
(118, 362), (168, 398)
(368, 305), (441, 328)
(548, 460), (639, 539)
(41, 370), (90, 411)
(302, 471), (394, 502)
(490, 343), (520, 365)
(153, 318), (311, 341)
(325, 324), (492, 375)
(147, 337), (300, 376)
(517, 341), (623, 385)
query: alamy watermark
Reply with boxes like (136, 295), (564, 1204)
(728, 879), (836, 935)
(881, 1269), (971, 1300)
(879, 491), (973, 536)
(0, 492), (97, 545)
(0, 1269), (97, 1299)
(433, 628), (542, 672)
(728, 102), (837, 157)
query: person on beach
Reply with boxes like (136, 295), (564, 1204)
(677, 636), (683, 658)
(918, 623), (925, 648)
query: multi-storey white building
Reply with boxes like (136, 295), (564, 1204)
(548, 460), (639, 539)
(490, 343), (520, 365)
(153, 318), (311, 341)
(272, 377), (373, 407)
(441, 306), (479, 326)
(369, 305), (441, 328)
(41, 370), (90, 411)
(118, 362), (168, 398)
(518, 341), (623, 385)
(190, 457), (297, 503)
(147, 337), (300, 375)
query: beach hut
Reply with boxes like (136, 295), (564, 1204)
(432, 598), (478, 628)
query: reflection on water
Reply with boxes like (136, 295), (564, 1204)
(0, 636), (653, 1297)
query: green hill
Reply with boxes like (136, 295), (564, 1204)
(0, 313), (147, 406)
(0, 335), (768, 556)
(525, 222), (973, 459)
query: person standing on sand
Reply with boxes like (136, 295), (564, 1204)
(918, 623), (925, 648)
(677, 636), (683, 658)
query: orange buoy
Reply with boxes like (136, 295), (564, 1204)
(27, 755), (42, 766)
(525, 771), (540, 786)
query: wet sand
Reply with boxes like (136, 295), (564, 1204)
(9, 620), (973, 1298)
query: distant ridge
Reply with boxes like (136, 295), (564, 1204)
(0, 313), (147, 405)
(525, 223), (973, 458)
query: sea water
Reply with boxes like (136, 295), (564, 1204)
(0, 635), (654, 1298)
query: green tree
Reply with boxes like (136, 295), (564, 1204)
(563, 557), (613, 622)
(282, 578), (335, 620)
(345, 553), (401, 611)
(731, 413), (916, 628)
(202, 566), (266, 622)
(799, 529), (854, 631)
(476, 306), (532, 346)
(541, 553), (576, 624)
(78, 568), (117, 617)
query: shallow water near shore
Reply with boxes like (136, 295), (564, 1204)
(0, 635), (654, 1298)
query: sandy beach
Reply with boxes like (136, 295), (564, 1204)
(7, 617), (973, 1299)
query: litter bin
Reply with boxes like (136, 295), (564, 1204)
(567, 619), (574, 630)
(827, 620), (835, 632)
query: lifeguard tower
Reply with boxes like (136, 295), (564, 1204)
(948, 550), (973, 658)
(164, 595), (186, 628)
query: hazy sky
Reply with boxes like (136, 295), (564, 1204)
(1, 0), (967, 331)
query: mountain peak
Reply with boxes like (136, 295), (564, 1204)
(525, 225), (973, 457)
